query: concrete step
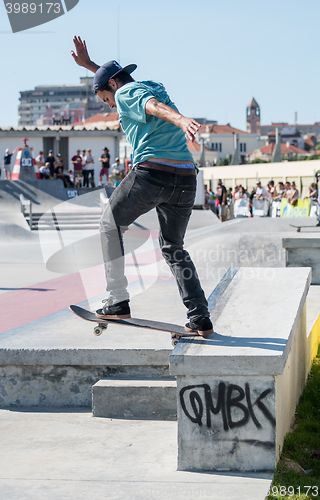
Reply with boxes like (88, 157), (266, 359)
(92, 378), (177, 420)
(35, 219), (100, 225)
(26, 211), (102, 230)
(31, 224), (100, 231)
(32, 213), (101, 218)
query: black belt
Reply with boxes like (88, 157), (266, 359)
(137, 161), (196, 175)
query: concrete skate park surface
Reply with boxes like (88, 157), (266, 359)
(0, 409), (272, 500)
(0, 202), (319, 498)
(0, 179), (114, 212)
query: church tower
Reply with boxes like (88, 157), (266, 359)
(246, 98), (260, 134)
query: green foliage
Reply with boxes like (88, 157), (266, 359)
(249, 158), (269, 164)
(267, 350), (320, 499)
(306, 154), (320, 161)
(215, 158), (230, 166)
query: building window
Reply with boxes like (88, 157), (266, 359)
(211, 143), (222, 152)
(240, 143), (247, 152)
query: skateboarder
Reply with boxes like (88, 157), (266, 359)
(70, 36), (213, 336)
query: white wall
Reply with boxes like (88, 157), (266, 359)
(197, 133), (259, 161)
(0, 137), (43, 171)
(201, 159), (320, 196)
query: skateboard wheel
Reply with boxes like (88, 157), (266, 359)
(93, 326), (103, 336)
(171, 334), (181, 347)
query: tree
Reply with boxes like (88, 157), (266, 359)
(215, 158), (230, 166)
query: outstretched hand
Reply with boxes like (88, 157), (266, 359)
(70, 36), (99, 73)
(180, 117), (201, 143)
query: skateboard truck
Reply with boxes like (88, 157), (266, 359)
(93, 323), (108, 336)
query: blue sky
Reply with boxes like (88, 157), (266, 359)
(0, 0), (318, 129)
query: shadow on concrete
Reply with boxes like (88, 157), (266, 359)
(185, 333), (287, 351)
(0, 287), (55, 291)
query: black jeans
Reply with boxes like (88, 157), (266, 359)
(99, 165), (209, 323)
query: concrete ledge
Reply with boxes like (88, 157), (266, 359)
(0, 365), (170, 408)
(0, 348), (171, 367)
(92, 379), (177, 419)
(170, 267), (314, 472)
(283, 236), (320, 284)
(283, 236), (320, 248)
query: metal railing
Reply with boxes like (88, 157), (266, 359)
(19, 194), (33, 229)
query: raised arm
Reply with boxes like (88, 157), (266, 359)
(145, 98), (200, 143)
(70, 36), (100, 73)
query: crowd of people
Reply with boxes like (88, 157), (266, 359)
(1, 146), (128, 189)
(205, 179), (320, 222)
(2, 145), (130, 190)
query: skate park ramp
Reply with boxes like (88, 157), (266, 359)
(135, 207), (220, 230)
(0, 181), (114, 213)
(0, 180), (68, 212)
(180, 216), (320, 282)
(0, 212), (37, 242)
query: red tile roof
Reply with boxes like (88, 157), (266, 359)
(187, 139), (211, 153)
(84, 113), (119, 124)
(198, 124), (247, 134)
(249, 143), (307, 156)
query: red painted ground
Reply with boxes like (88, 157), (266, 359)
(0, 243), (172, 334)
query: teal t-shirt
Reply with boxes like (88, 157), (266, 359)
(115, 81), (195, 166)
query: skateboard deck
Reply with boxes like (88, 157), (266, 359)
(69, 305), (201, 346)
(289, 224), (319, 232)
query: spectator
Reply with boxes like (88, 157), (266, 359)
(204, 185), (210, 209)
(56, 153), (64, 172)
(86, 148), (95, 187)
(80, 149), (89, 187)
(238, 186), (247, 199)
(248, 187), (256, 217)
(3, 147), (17, 180)
(226, 187), (233, 202)
(216, 178), (227, 222)
(254, 181), (269, 200)
(234, 185), (243, 200)
(286, 181), (299, 205)
(45, 150), (56, 178)
(233, 185), (240, 199)
(71, 149), (83, 187)
(304, 183), (318, 202)
(35, 151), (45, 172)
(208, 187), (215, 212)
(274, 182), (286, 200)
(268, 180), (278, 199)
(110, 158), (125, 186)
(68, 170), (75, 186)
(39, 162), (51, 179)
(99, 147), (110, 185)
(55, 155), (72, 187)
(283, 181), (291, 197)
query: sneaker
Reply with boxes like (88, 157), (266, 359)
(316, 221), (320, 227)
(95, 299), (131, 319)
(185, 317), (213, 337)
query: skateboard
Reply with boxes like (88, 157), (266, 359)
(69, 305), (201, 346)
(289, 224), (320, 232)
